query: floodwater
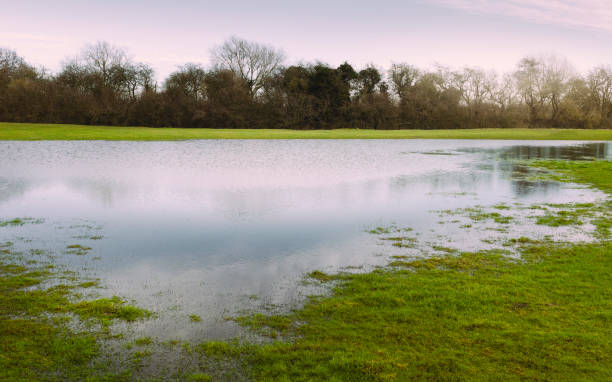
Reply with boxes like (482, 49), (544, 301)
(0, 140), (610, 340)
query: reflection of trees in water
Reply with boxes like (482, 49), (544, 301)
(504, 162), (561, 197)
(502, 143), (609, 160)
(390, 171), (494, 193)
(460, 143), (610, 160)
(494, 142), (609, 197)
(0, 178), (28, 205)
(68, 179), (118, 208)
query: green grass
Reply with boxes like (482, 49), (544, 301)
(0, 217), (44, 227)
(0, 242), (151, 381)
(1, 122), (612, 140)
(531, 160), (612, 194)
(234, 243), (612, 381)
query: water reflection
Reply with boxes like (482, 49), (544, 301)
(501, 142), (610, 160)
(0, 139), (609, 340)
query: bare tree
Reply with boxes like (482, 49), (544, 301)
(165, 64), (207, 102)
(388, 63), (420, 100)
(514, 57), (546, 124)
(587, 65), (612, 118)
(462, 67), (493, 114)
(487, 73), (517, 113)
(123, 63), (156, 101)
(211, 36), (285, 98)
(81, 41), (128, 87)
(541, 55), (574, 121)
(0, 48), (37, 83)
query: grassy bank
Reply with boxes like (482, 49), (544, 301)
(1, 122), (612, 140)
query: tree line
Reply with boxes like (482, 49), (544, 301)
(1, 37), (611, 129)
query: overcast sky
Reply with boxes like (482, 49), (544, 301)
(2, 0), (611, 81)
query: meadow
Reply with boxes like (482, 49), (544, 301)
(2, 122), (612, 141)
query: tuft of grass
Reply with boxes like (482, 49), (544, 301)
(185, 373), (213, 382)
(66, 244), (92, 250)
(308, 270), (337, 282)
(536, 211), (582, 227)
(189, 314), (202, 323)
(0, 217), (44, 227)
(134, 337), (152, 346)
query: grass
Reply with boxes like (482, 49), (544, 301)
(531, 159), (612, 194)
(0, 241), (151, 380)
(0, 217), (44, 227)
(1, 122), (612, 140)
(234, 242), (612, 381)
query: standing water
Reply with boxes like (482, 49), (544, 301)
(0, 140), (609, 340)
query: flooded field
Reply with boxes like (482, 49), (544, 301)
(0, 139), (610, 342)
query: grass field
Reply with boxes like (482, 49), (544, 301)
(1, 122), (612, 140)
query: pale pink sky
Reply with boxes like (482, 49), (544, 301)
(2, 0), (611, 80)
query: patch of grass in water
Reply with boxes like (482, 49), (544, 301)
(134, 337), (152, 346)
(65, 244), (93, 256)
(308, 270), (337, 282)
(0, 217), (44, 227)
(0, 239), (152, 380)
(432, 245), (458, 254)
(185, 373), (213, 382)
(536, 211), (582, 227)
(469, 211), (513, 224)
(67, 244), (92, 250)
(493, 203), (511, 210)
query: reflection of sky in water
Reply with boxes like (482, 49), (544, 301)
(0, 140), (609, 340)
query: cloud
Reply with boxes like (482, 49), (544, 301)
(430, 0), (612, 33)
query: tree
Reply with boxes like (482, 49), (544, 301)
(541, 55), (574, 122)
(80, 41), (128, 88)
(0, 48), (37, 87)
(211, 36), (285, 98)
(357, 66), (382, 96)
(587, 65), (612, 120)
(388, 63), (420, 100)
(165, 64), (207, 102)
(514, 57), (546, 124)
(488, 73), (517, 113)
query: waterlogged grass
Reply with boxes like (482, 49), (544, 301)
(0, 241), (151, 380)
(209, 158), (612, 381)
(531, 159), (612, 194)
(531, 160), (612, 237)
(2, 157), (611, 380)
(219, 242), (612, 381)
(2, 122), (612, 140)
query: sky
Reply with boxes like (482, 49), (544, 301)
(1, 0), (611, 82)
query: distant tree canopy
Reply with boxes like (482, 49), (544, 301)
(1, 38), (612, 129)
